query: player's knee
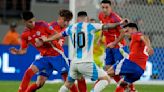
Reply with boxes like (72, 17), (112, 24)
(25, 68), (35, 77)
(36, 81), (45, 88)
(107, 66), (115, 77)
(98, 75), (111, 83)
(65, 80), (74, 89)
(119, 81), (128, 88)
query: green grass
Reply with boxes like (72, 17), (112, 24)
(0, 81), (164, 92)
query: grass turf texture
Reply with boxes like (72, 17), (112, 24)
(0, 81), (163, 92)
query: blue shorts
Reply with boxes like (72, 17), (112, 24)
(33, 55), (69, 77)
(105, 46), (129, 65)
(113, 58), (144, 83)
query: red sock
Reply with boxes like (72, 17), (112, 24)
(18, 68), (35, 92)
(25, 83), (38, 92)
(77, 78), (87, 92)
(113, 75), (121, 83)
(61, 73), (78, 92)
(129, 83), (136, 91)
(115, 86), (124, 92)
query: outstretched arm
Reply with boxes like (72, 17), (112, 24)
(41, 33), (63, 42)
(141, 35), (154, 56)
(102, 19), (128, 30)
(10, 47), (27, 55)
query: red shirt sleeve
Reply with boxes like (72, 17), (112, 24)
(21, 32), (28, 49)
(112, 12), (122, 22)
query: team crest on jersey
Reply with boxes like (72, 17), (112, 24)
(28, 36), (32, 40)
(36, 31), (41, 36)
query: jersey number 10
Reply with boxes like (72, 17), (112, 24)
(73, 32), (85, 48)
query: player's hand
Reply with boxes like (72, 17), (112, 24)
(147, 47), (154, 56)
(10, 47), (18, 54)
(120, 18), (129, 25)
(107, 42), (116, 48)
(35, 38), (44, 47)
(40, 36), (48, 42)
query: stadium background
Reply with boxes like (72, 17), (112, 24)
(0, 0), (164, 92)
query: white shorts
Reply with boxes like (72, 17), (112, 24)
(67, 62), (107, 82)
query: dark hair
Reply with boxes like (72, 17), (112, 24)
(59, 9), (73, 21)
(10, 22), (17, 28)
(77, 11), (87, 17)
(123, 23), (138, 31)
(21, 11), (34, 21)
(101, 0), (111, 5)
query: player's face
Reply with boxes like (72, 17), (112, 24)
(77, 16), (88, 22)
(24, 18), (35, 29)
(101, 3), (112, 15)
(58, 17), (70, 28)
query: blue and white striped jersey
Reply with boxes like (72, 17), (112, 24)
(62, 22), (103, 63)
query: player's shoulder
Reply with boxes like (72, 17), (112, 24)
(111, 12), (122, 20)
(98, 11), (104, 19)
(35, 20), (49, 27)
(49, 21), (58, 27)
(21, 28), (30, 38)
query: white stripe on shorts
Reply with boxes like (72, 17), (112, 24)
(115, 58), (125, 75)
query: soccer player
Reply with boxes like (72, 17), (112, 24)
(40, 11), (128, 92)
(98, 0), (132, 91)
(9, 11), (74, 92)
(107, 23), (154, 92)
(49, 9), (87, 92)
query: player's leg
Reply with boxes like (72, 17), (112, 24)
(18, 65), (39, 92)
(56, 55), (78, 92)
(77, 76), (87, 92)
(107, 58), (144, 92)
(78, 62), (110, 92)
(105, 48), (122, 83)
(25, 75), (47, 92)
(107, 58), (127, 92)
(21, 57), (49, 92)
(59, 62), (78, 92)
(115, 46), (137, 92)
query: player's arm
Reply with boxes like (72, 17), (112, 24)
(141, 35), (154, 56)
(10, 47), (27, 55)
(97, 31), (103, 46)
(10, 33), (28, 55)
(41, 32), (63, 42)
(102, 19), (128, 30)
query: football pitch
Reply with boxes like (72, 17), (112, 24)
(0, 81), (164, 92)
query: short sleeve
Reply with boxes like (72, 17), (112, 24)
(21, 33), (28, 49)
(62, 25), (73, 37)
(91, 23), (103, 30)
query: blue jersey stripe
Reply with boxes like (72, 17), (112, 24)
(87, 24), (95, 51)
(76, 22), (83, 58)
(66, 25), (74, 45)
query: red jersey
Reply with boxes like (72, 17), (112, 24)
(129, 32), (149, 70)
(49, 21), (65, 46)
(21, 21), (63, 56)
(98, 11), (126, 48)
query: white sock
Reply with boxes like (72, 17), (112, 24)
(58, 85), (69, 92)
(94, 80), (109, 92)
